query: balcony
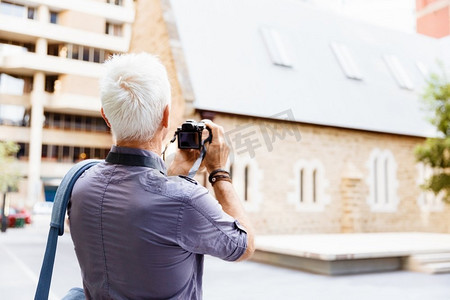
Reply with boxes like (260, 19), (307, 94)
(0, 14), (130, 52)
(0, 93), (30, 107)
(0, 125), (30, 142)
(11, 0), (135, 24)
(45, 93), (101, 114)
(0, 51), (105, 77)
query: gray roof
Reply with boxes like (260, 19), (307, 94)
(169, 0), (449, 137)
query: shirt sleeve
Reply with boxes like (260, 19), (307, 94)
(176, 186), (248, 262)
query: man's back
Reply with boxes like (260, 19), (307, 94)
(69, 147), (247, 299)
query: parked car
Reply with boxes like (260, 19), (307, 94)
(0, 207), (32, 228)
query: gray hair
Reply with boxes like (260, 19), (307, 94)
(100, 53), (171, 142)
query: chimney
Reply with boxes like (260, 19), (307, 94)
(416, 0), (450, 38)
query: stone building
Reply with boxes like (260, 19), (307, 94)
(131, 0), (450, 234)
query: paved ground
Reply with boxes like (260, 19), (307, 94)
(256, 233), (450, 260)
(1, 215), (449, 300)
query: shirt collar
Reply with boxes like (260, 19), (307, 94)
(109, 145), (167, 175)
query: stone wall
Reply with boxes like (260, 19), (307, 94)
(131, 0), (450, 235)
(209, 114), (450, 234)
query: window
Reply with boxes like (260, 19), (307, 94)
(229, 158), (262, 211)
(49, 11), (58, 24)
(260, 27), (293, 68)
(416, 163), (444, 212)
(66, 44), (107, 63)
(16, 143), (29, 160)
(330, 42), (363, 80)
(105, 22), (123, 36)
(288, 160), (330, 211)
(383, 54), (414, 90)
(27, 7), (35, 19)
(71, 44), (80, 60)
(244, 165), (249, 201)
(82, 46), (89, 61)
(45, 76), (58, 93)
(107, 0), (123, 6)
(0, 2), (36, 19)
(0, 104), (26, 126)
(366, 149), (399, 212)
(416, 61), (429, 78)
(0, 2), (26, 18)
(299, 169), (304, 203)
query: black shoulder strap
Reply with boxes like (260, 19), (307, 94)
(105, 152), (164, 174)
(35, 159), (101, 300)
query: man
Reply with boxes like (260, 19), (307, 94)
(68, 52), (255, 299)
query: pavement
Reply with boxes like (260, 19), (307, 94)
(256, 233), (450, 260)
(0, 215), (450, 300)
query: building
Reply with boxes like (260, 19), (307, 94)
(131, 0), (450, 234)
(0, 0), (135, 207)
(417, 0), (450, 38)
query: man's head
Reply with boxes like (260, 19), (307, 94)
(100, 53), (171, 144)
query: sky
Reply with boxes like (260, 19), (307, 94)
(303, 0), (416, 33)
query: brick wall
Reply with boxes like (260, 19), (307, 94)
(211, 114), (450, 234)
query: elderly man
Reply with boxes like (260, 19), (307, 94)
(68, 52), (254, 299)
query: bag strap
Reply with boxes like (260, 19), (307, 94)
(34, 159), (101, 300)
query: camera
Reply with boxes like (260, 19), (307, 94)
(174, 120), (212, 149)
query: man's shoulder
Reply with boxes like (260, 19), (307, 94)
(161, 175), (207, 201)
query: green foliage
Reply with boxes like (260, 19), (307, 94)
(0, 141), (21, 193)
(415, 71), (450, 202)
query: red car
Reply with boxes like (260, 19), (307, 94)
(0, 207), (32, 228)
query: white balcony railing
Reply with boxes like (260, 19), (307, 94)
(1, 0), (134, 24)
(0, 51), (105, 77)
(45, 93), (101, 113)
(0, 14), (130, 52)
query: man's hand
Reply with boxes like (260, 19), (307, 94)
(203, 121), (230, 173)
(167, 148), (201, 176)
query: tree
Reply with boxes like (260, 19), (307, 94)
(0, 141), (21, 193)
(415, 71), (450, 203)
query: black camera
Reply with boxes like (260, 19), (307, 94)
(174, 120), (212, 149)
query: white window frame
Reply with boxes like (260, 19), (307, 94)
(260, 26), (293, 68)
(416, 61), (429, 79)
(383, 54), (414, 90)
(287, 159), (330, 212)
(416, 163), (444, 212)
(366, 148), (399, 212)
(330, 42), (363, 80)
(228, 156), (263, 212)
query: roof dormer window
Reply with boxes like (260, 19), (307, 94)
(260, 27), (293, 68)
(330, 42), (363, 80)
(383, 54), (414, 90)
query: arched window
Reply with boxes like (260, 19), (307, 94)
(416, 163), (443, 212)
(230, 158), (262, 211)
(367, 149), (398, 212)
(373, 157), (378, 204)
(244, 165), (249, 201)
(312, 168), (317, 203)
(299, 168), (304, 203)
(288, 160), (330, 211)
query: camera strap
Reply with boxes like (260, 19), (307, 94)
(187, 143), (208, 178)
(105, 152), (166, 175)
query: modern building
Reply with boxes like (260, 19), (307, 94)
(0, 0), (135, 207)
(417, 0), (450, 38)
(131, 0), (450, 234)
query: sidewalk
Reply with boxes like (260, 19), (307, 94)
(1, 216), (450, 299)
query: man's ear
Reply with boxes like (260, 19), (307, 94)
(161, 105), (170, 129)
(100, 108), (111, 128)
